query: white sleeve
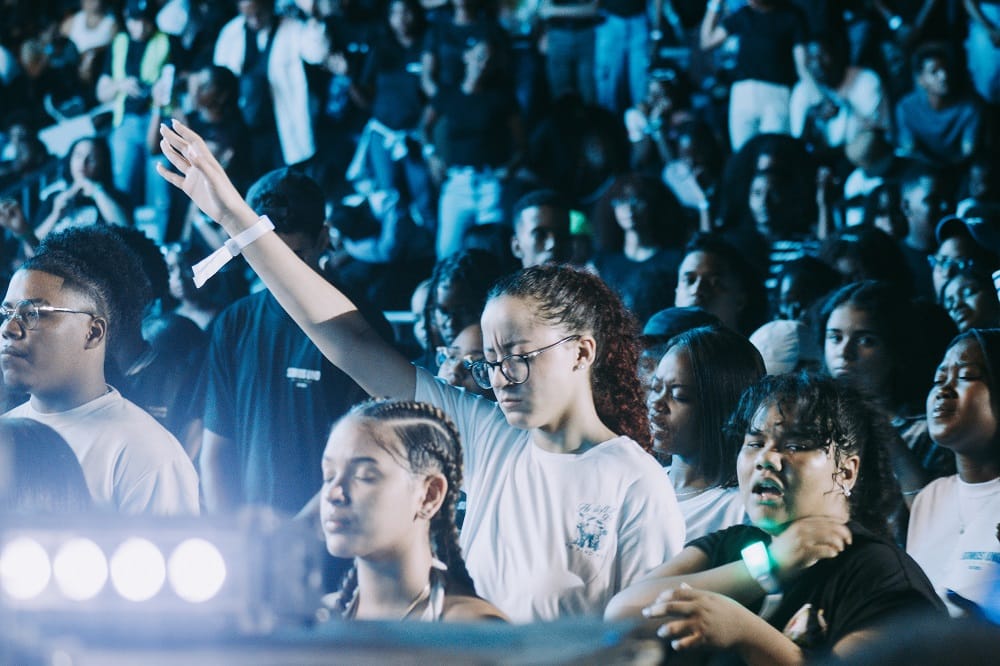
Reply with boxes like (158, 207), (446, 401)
(788, 82), (808, 138)
(624, 108), (650, 143)
(615, 460), (686, 588)
(297, 18), (330, 65)
(413, 366), (510, 490)
(115, 444), (201, 516)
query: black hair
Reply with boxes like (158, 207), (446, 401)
(945, 329), (1000, 439)
(775, 256), (842, 320)
(63, 136), (115, 188)
(664, 326), (765, 486)
(333, 399), (477, 616)
(682, 233), (769, 336)
(422, 249), (506, 353)
(819, 280), (933, 412)
(387, 0), (427, 37)
(246, 168), (326, 237)
(25, 227), (152, 356)
(819, 227), (913, 297)
(489, 264), (651, 450)
(911, 41), (955, 80)
(726, 373), (898, 536)
(0, 418), (92, 513)
(510, 189), (571, 233)
(592, 173), (686, 251)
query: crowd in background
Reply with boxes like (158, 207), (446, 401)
(0, 0), (998, 656)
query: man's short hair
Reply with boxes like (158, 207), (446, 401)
(911, 42), (954, 79)
(510, 189), (571, 231)
(246, 168), (326, 237)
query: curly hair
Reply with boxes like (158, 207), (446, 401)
(31, 226), (153, 357)
(333, 399), (477, 617)
(664, 326), (765, 487)
(422, 249), (507, 353)
(726, 372), (898, 537)
(489, 264), (651, 450)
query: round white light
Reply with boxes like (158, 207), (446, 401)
(168, 538), (227, 603)
(110, 538), (165, 602)
(53, 538), (108, 601)
(0, 537), (51, 600)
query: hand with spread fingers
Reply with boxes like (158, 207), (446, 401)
(644, 583), (760, 653)
(156, 120), (255, 232)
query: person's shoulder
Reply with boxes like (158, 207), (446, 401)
(442, 594), (509, 622)
(912, 474), (957, 509)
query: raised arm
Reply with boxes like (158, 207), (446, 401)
(156, 120), (416, 399)
(699, 0), (728, 51)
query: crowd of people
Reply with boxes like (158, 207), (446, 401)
(0, 0), (998, 659)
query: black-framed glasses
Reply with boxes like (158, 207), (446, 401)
(465, 335), (581, 390)
(0, 300), (97, 331)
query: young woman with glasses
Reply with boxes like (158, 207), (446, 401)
(156, 120), (685, 622)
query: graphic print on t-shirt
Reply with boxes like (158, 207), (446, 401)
(569, 503), (612, 554)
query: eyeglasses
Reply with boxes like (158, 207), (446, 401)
(434, 346), (482, 369)
(0, 300), (97, 331)
(928, 255), (975, 273)
(465, 335), (580, 390)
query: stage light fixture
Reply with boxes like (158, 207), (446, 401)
(110, 538), (166, 602)
(1, 537), (51, 600)
(53, 538), (107, 601)
(168, 538), (227, 603)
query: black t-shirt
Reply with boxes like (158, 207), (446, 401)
(689, 522), (945, 654)
(431, 86), (518, 168)
(600, 0), (645, 18)
(203, 291), (369, 513)
(361, 34), (426, 129)
(422, 17), (509, 93)
(101, 37), (158, 116)
(722, 3), (807, 87)
(591, 248), (682, 324)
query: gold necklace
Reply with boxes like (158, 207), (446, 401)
(399, 582), (431, 620)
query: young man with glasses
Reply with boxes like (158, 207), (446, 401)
(1, 242), (199, 515)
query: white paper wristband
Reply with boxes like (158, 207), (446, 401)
(192, 215), (275, 288)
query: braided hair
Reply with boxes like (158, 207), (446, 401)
(333, 399), (477, 617)
(489, 265), (652, 450)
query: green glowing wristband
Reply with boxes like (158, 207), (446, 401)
(741, 541), (780, 594)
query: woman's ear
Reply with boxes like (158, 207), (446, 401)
(838, 454), (861, 493)
(416, 472), (447, 521)
(574, 334), (598, 370)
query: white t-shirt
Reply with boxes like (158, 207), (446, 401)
(907, 475), (1000, 617)
(416, 368), (685, 622)
(6, 388), (200, 516)
(665, 469), (747, 542)
(789, 67), (887, 147)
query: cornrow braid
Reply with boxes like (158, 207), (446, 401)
(336, 563), (359, 618)
(350, 399), (478, 597)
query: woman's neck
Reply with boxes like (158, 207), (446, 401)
(531, 399), (617, 454)
(955, 453), (1000, 485)
(354, 547), (434, 620)
(668, 455), (713, 494)
(622, 230), (657, 262)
